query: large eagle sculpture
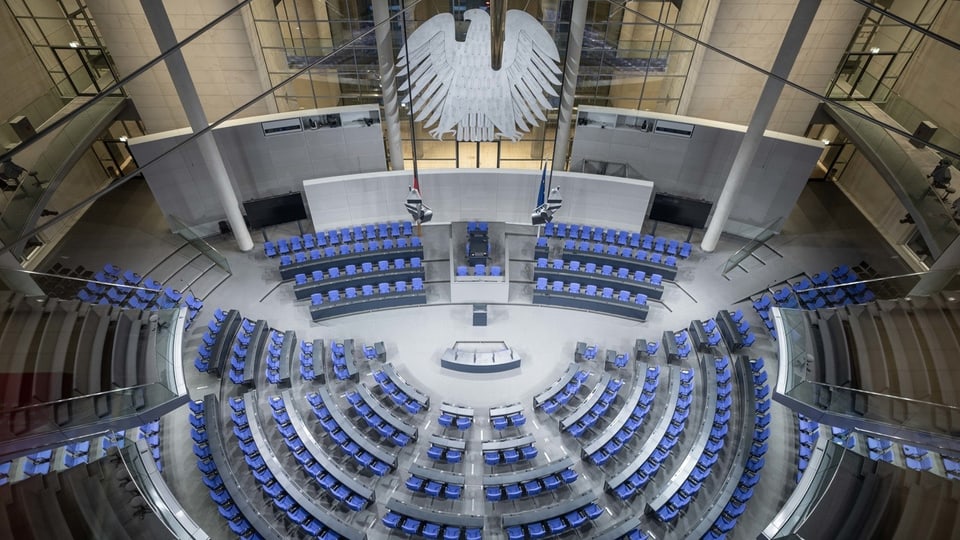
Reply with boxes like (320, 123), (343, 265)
(397, 9), (561, 142)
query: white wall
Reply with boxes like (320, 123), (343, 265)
(128, 106), (387, 230)
(570, 106), (823, 237)
(303, 170), (655, 234)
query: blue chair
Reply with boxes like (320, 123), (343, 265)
(412, 278), (424, 290)
(457, 266), (468, 276)
(491, 266), (502, 276)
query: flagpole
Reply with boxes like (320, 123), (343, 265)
(400, 0), (422, 237)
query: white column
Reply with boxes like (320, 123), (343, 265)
(700, 0), (821, 252)
(551, 0), (589, 171)
(373, 0), (404, 171)
(140, 0), (254, 252)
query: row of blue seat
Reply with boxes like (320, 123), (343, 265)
(567, 378), (624, 438)
(438, 412), (473, 431)
(330, 341), (353, 381)
(483, 443), (538, 466)
(535, 278), (649, 305)
(373, 369), (426, 415)
(345, 390), (414, 446)
(77, 264), (202, 326)
(267, 396), (368, 512)
(544, 222), (692, 258)
(538, 369), (591, 414)
(229, 395), (347, 536)
(427, 443), (464, 464)
(226, 319), (262, 385)
(310, 278), (425, 307)
(137, 421), (162, 472)
(610, 368), (695, 500)
(491, 410), (526, 430)
(456, 264), (503, 277)
(536, 258), (664, 286)
(382, 510), (481, 540)
(504, 501), (604, 539)
(485, 467), (578, 502)
(194, 312), (251, 374)
(655, 357), (736, 523)
(306, 392), (392, 476)
(557, 239), (680, 267)
(406, 474), (462, 500)
(704, 357), (771, 539)
(264, 329), (288, 385)
(797, 413), (820, 483)
(264, 221), (415, 258)
(590, 365), (660, 467)
(279, 237), (422, 267)
(298, 340), (318, 381)
(295, 257), (423, 285)
(189, 400), (262, 538)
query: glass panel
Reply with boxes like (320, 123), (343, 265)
(167, 215), (232, 275)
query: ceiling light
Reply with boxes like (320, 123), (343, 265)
(118, 135), (128, 142)
(68, 41), (80, 48)
(869, 47), (880, 54)
(821, 139), (830, 145)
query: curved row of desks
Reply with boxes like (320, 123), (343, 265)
(647, 353), (719, 510)
(606, 365), (681, 489)
(379, 363), (430, 409)
(534, 267), (664, 299)
(533, 289), (649, 321)
(281, 389), (374, 501)
(386, 497), (484, 529)
(294, 267), (425, 299)
(202, 393), (283, 540)
(533, 363), (583, 408)
(317, 387), (398, 469)
(558, 248), (678, 281)
(279, 246), (424, 280)
(559, 373), (613, 431)
(241, 390), (365, 540)
(356, 383), (418, 438)
(581, 363), (647, 457)
(500, 490), (598, 528)
(482, 456), (575, 486)
(310, 290), (427, 322)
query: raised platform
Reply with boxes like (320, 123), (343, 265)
(440, 341), (522, 373)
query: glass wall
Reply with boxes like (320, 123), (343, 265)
(249, 0), (709, 170)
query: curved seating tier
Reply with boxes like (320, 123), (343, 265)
(582, 363), (659, 466)
(534, 259), (665, 299)
(383, 497), (483, 540)
(309, 279), (427, 321)
(309, 387), (397, 474)
(374, 363), (431, 413)
(482, 434), (538, 466)
(278, 238), (423, 280)
(543, 222), (692, 259)
(533, 363), (590, 412)
(550, 243), (678, 281)
(533, 279), (649, 321)
(560, 374), (623, 437)
(230, 392), (366, 539)
(607, 366), (693, 499)
(427, 434), (467, 464)
(406, 463), (465, 500)
(438, 403), (475, 431)
(265, 221), (415, 259)
(267, 394), (372, 512)
(489, 403), (525, 430)
(193, 394), (283, 539)
(345, 383), (418, 446)
(500, 491), (603, 538)
(292, 257), (425, 298)
(280, 389), (375, 502)
(592, 516), (652, 540)
(483, 456), (577, 502)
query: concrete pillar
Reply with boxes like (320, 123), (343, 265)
(373, 0), (404, 171)
(701, 0), (821, 252)
(140, 0), (254, 252)
(551, 0), (589, 172)
(910, 234), (960, 296)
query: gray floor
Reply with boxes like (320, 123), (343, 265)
(42, 179), (910, 540)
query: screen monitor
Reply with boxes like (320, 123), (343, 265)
(649, 193), (712, 229)
(243, 193), (308, 229)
